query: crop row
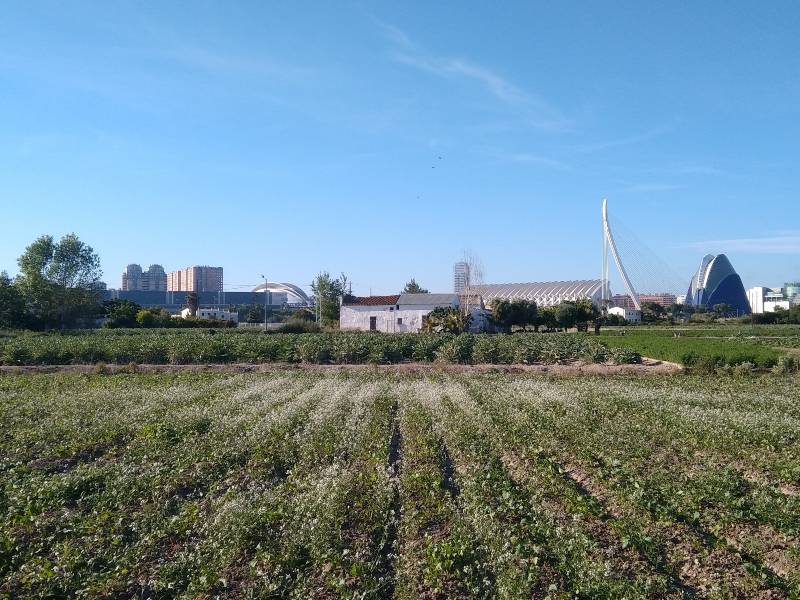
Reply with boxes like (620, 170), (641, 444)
(2, 371), (798, 597)
(0, 331), (640, 366)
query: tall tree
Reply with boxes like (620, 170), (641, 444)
(311, 271), (348, 326)
(573, 298), (598, 332)
(556, 301), (580, 331)
(641, 301), (666, 322)
(421, 306), (471, 334)
(102, 299), (140, 328)
(539, 306), (559, 330)
(187, 292), (199, 317)
(489, 299), (538, 332)
(401, 278), (429, 294)
(490, 299), (514, 332)
(16, 234), (102, 329)
(0, 271), (27, 329)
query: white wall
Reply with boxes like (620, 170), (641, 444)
(765, 300), (790, 313)
(747, 286), (767, 314)
(340, 305), (436, 332)
(609, 307), (641, 322)
(180, 307), (238, 322)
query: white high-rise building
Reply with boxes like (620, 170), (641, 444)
(747, 286), (790, 314)
(453, 262), (470, 294)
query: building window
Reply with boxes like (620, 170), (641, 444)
(389, 307), (394, 311)
(397, 318), (402, 325)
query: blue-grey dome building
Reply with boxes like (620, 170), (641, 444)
(686, 254), (750, 314)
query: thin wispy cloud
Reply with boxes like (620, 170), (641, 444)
(613, 182), (684, 194)
(628, 163), (736, 178)
(659, 165), (729, 177)
(504, 152), (571, 170)
(379, 22), (572, 131)
(155, 43), (316, 82)
(377, 21), (415, 50)
(682, 235), (800, 254)
(570, 123), (676, 154)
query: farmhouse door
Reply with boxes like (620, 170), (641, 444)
(369, 316), (377, 331)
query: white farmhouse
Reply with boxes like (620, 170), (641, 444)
(340, 293), (460, 333)
(608, 306), (641, 322)
(178, 307), (239, 323)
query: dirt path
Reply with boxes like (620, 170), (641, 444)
(0, 358), (681, 376)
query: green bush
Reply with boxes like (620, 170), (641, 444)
(435, 335), (475, 364)
(607, 347), (641, 365)
(772, 356), (798, 374)
(296, 335), (333, 364)
(733, 362), (756, 377)
(278, 319), (321, 334)
(472, 336), (515, 364)
(411, 334), (449, 362)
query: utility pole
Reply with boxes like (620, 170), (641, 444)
(260, 274), (268, 332)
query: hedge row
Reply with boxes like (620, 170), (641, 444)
(0, 331), (640, 366)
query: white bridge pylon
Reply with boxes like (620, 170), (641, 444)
(601, 199), (641, 311)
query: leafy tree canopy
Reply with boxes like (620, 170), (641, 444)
(311, 271), (348, 326)
(422, 306), (471, 334)
(103, 299), (140, 328)
(401, 278), (429, 294)
(15, 233), (102, 329)
(489, 299), (538, 331)
(0, 271), (27, 329)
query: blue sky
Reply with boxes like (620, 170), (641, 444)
(1, 2), (799, 295)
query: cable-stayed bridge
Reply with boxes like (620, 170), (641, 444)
(601, 199), (687, 310)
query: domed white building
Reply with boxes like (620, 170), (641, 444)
(252, 282), (311, 306)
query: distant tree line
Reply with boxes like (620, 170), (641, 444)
(743, 305), (800, 325)
(102, 299), (237, 329)
(637, 301), (757, 324)
(489, 298), (600, 333)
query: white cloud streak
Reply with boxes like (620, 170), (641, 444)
(380, 22), (572, 131)
(154, 43), (316, 82)
(682, 235), (800, 254)
(504, 152), (571, 170)
(613, 182), (684, 193)
(567, 123), (677, 154)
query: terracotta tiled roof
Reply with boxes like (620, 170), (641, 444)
(342, 295), (400, 306)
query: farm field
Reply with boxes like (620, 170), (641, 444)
(598, 332), (786, 368)
(1, 371), (799, 598)
(602, 325), (800, 338)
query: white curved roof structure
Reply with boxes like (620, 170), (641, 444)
(252, 282), (311, 305)
(467, 280), (604, 307)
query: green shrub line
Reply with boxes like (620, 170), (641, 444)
(0, 331), (641, 366)
(599, 333), (785, 369)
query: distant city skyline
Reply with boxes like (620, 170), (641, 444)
(1, 3), (799, 294)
